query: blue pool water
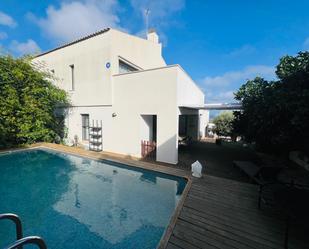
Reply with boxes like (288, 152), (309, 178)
(0, 149), (186, 249)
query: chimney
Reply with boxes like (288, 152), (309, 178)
(147, 29), (159, 43)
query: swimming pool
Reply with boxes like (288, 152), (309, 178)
(0, 148), (186, 249)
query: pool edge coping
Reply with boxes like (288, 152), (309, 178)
(157, 174), (192, 249)
(1, 143), (192, 249)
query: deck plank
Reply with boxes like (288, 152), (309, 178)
(166, 175), (308, 249)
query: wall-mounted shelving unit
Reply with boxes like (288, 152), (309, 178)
(89, 120), (103, 152)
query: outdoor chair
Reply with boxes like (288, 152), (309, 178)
(233, 160), (284, 185)
(233, 161), (286, 210)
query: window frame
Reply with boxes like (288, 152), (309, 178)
(118, 57), (142, 74)
(70, 64), (75, 91)
(81, 114), (89, 141)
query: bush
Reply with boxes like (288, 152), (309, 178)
(0, 55), (70, 148)
(213, 111), (234, 137)
(233, 52), (309, 154)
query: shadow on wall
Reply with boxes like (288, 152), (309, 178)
(91, 135), (179, 165)
(140, 135), (178, 165)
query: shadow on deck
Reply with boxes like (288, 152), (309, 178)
(166, 175), (308, 249)
(177, 141), (259, 182)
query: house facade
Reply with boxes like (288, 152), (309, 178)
(32, 28), (208, 164)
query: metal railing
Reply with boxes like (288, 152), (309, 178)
(4, 236), (47, 249)
(0, 213), (23, 246)
(0, 213), (47, 249)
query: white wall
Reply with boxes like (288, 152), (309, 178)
(199, 109), (210, 138)
(176, 66), (204, 107)
(32, 32), (113, 106)
(32, 28), (206, 164)
(111, 65), (206, 164)
(32, 28), (166, 108)
(176, 68), (206, 139)
(109, 29), (166, 76)
(65, 106), (113, 149)
(111, 66), (178, 164)
(140, 115), (154, 141)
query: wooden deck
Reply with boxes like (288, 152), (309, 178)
(166, 175), (308, 249)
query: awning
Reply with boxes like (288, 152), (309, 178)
(180, 103), (242, 110)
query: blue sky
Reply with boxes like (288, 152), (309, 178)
(1, 0), (309, 104)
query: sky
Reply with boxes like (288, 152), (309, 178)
(1, 0), (309, 104)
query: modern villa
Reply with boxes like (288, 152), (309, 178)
(32, 28), (208, 164)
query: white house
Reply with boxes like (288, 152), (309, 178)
(32, 28), (209, 164)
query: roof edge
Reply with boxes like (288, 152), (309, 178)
(34, 28), (110, 58)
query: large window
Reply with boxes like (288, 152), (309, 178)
(81, 114), (89, 141)
(70, 64), (75, 90)
(119, 60), (138, 74)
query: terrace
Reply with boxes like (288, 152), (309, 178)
(165, 175), (308, 249)
(145, 141), (309, 249)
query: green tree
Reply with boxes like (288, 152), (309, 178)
(213, 111), (234, 137)
(233, 52), (309, 154)
(0, 55), (70, 148)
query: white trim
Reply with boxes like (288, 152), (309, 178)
(113, 64), (204, 96)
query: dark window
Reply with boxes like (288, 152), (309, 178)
(119, 60), (138, 74)
(81, 114), (89, 140)
(70, 64), (75, 90)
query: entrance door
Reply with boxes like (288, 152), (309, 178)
(140, 115), (157, 160)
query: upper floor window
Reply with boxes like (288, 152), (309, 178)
(119, 60), (138, 74)
(70, 64), (75, 90)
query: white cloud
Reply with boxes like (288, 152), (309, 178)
(29, 0), (121, 43)
(205, 90), (235, 103)
(0, 31), (8, 40)
(130, 0), (185, 43)
(225, 44), (256, 58)
(10, 39), (41, 55)
(0, 11), (17, 27)
(304, 37), (309, 50)
(130, 0), (185, 21)
(202, 65), (275, 88)
(202, 65), (276, 103)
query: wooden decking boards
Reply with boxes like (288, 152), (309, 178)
(166, 175), (308, 249)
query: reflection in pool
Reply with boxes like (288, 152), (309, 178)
(0, 149), (186, 249)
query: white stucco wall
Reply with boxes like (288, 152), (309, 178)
(65, 106), (113, 149)
(176, 66), (204, 108)
(140, 115), (154, 141)
(176, 66), (206, 139)
(32, 32), (113, 106)
(31, 28), (206, 164)
(199, 109), (210, 138)
(109, 29), (166, 76)
(111, 66), (179, 164)
(32, 28), (167, 107)
(111, 65), (205, 164)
